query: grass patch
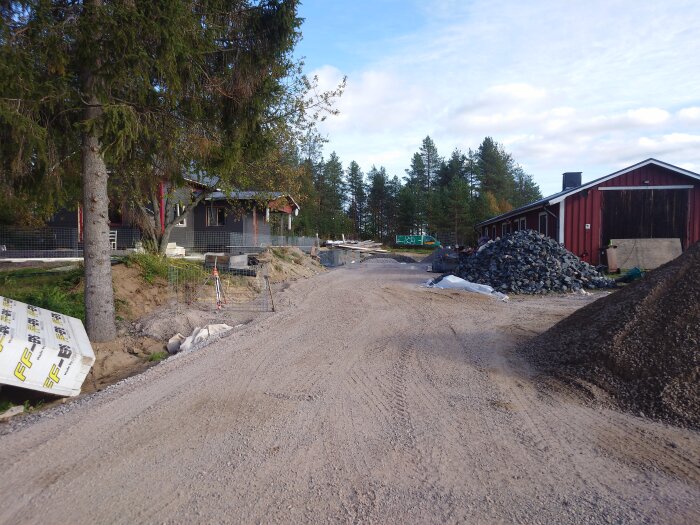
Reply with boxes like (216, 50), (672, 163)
(124, 252), (203, 284)
(271, 247), (294, 262)
(148, 351), (169, 362)
(124, 253), (170, 283)
(0, 399), (14, 412)
(0, 266), (85, 321)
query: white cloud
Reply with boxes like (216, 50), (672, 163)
(305, 0), (700, 195)
(482, 83), (548, 103)
(678, 107), (700, 121)
(625, 108), (671, 125)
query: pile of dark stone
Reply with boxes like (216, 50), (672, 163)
(456, 230), (615, 294)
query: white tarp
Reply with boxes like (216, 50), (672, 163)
(0, 295), (95, 397)
(168, 323), (234, 354)
(426, 275), (509, 301)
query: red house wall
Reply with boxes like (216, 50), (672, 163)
(563, 190), (601, 264)
(564, 164), (700, 265)
(481, 206), (558, 240)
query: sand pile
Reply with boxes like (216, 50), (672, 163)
(527, 241), (700, 428)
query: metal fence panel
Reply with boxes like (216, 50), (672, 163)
(187, 232), (318, 254)
(167, 263), (273, 312)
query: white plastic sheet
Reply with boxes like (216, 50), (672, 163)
(425, 275), (509, 301)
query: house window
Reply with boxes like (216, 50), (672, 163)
(206, 206), (226, 226)
(516, 217), (526, 231)
(538, 212), (548, 236)
(502, 222), (509, 237)
(492, 226), (497, 239)
(175, 204), (187, 227)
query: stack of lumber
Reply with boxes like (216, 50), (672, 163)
(335, 240), (387, 253)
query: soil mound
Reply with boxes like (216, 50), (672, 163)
(527, 241), (700, 428)
(457, 230), (613, 294)
(261, 246), (324, 283)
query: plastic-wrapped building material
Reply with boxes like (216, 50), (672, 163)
(0, 296), (95, 397)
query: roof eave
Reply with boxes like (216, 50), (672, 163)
(549, 158), (700, 204)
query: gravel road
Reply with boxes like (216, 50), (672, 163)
(1, 261), (699, 524)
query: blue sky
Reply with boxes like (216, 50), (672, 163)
(294, 0), (700, 196)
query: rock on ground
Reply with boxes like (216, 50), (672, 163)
(456, 230), (614, 294)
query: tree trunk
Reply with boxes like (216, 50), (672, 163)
(81, 100), (117, 341)
(159, 223), (177, 255)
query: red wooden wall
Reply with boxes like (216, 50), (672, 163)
(564, 164), (700, 265)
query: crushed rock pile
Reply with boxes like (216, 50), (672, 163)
(526, 241), (700, 429)
(456, 230), (614, 294)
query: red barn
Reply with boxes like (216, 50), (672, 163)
(476, 158), (700, 265)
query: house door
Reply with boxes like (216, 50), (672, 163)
(601, 189), (688, 247)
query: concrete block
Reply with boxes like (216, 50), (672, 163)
(611, 238), (683, 270)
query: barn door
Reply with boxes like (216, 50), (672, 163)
(601, 189), (688, 247)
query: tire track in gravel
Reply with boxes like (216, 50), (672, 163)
(1, 262), (699, 524)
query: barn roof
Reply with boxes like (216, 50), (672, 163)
(476, 158), (700, 227)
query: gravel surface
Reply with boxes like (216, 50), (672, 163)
(362, 253), (419, 263)
(526, 240), (700, 429)
(1, 263), (699, 524)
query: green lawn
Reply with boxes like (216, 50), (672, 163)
(0, 265), (85, 321)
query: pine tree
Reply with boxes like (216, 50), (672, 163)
(366, 166), (389, 240)
(476, 137), (513, 202)
(510, 166), (542, 208)
(396, 184), (418, 235)
(405, 153), (427, 233)
(419, 136), (442, 191)
(346, 160), (366, 238)
(317, 152), (346, 238)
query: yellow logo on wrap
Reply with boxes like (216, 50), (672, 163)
(43, 365), (61, 389)
(14, 347), (33, 382)
(0, 335), (5, 353)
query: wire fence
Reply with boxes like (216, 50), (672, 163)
(170, 231), (319, 254)
(167, 262), (274, 312)
(1, 225), (317, 259)
(0, 226), (142, 259)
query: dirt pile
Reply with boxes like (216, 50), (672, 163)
(260, 246), (324, 283)
(456, 230), (614, 293)
(112, 263), (169, 320)
(526, 241), (700, 428)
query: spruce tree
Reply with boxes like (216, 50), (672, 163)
(0, 1), (302, 341)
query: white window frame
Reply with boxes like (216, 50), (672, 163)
(516, 217), (526, 231)
(538, 212), (548, 236)
(175, 203), (187, 227)
(501, 222), (509, 237)
(206, 206), (226, 227)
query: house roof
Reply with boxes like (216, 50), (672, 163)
(205, 190), (285, 201)
(182, 176), (300, 211)
(476, 158), (700, 227)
